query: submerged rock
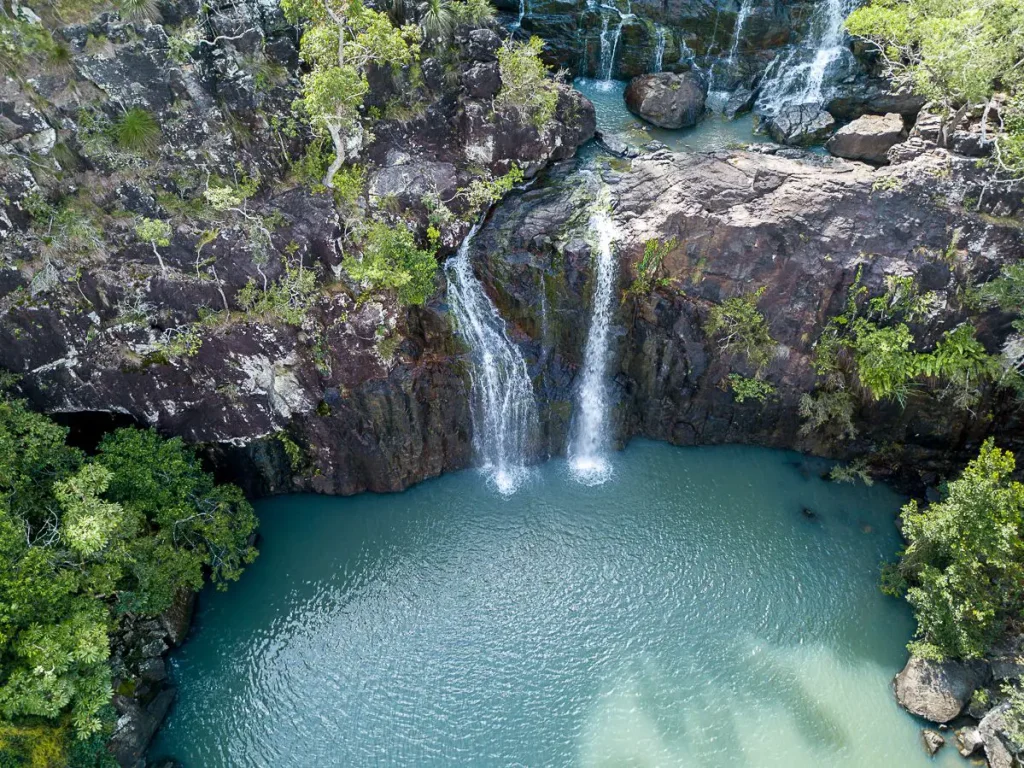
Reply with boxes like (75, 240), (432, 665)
(894, 656), (989, 723)
(761, 106), (835, 146)
(826, 113), (908, 164)
(624, 72), (706, 129)
(921, 729), (945, 756)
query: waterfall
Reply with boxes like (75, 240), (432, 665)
(652, 25), (667, 72)
(595, 4), (630, 85)
(755, 0), (858, 115)
(726, 0), (753, 65)
(569, 203), (619, 486)
(446, 224), (538, 495)
(511, 0), (527, 32)
(706, 0), (753, 108)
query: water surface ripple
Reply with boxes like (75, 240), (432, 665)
(151, 442), (959, 767)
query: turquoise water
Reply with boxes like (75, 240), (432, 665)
(151, 442), (960, 767)
(574, 79), (771, 153)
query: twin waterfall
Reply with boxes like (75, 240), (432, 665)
(446, 204), (619, 494)
(568, 206), (620, 486)
(446, 224), (538, 495)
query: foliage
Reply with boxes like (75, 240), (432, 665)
(846, 0), (1024, 170)
(344, 221), (437, 305)
(884, 440), (1024, 660)
(0, 397), (256, 740)
(705, 287), (775, 371)
(113, 108), (161, 154)
(798, 390), (858, 441)
(284, 0), (419, 187)
(628, 238), (675, 297)
(494, 36), (560, 129)
(727, 373), (775, 403)
(134, 218), (171, 247)
(117, 0), (160, 22)
(829, 457), (874, 486)
(450, 0), (495, 26)
(237, 258), (318, 326)
(420, 0), (454, 43)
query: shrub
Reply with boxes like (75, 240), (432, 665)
(727, 373), (775, 403)
(705, 287), (775, 371)
(495, 37), (559, 129)
(627, 238), (675, 297)
(344, 221), (438, 305)
(885, 439), (1024, 660)
(113, 107), (161, 154)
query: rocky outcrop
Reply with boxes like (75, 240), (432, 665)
(826, 113), (907, 164)
(894, 657), (990, 723)
(761, 105), (835, 145)
(624, 72), (706, 129)
(921, 729), (945, 756)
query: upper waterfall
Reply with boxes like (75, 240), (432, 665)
(569, 200), (620, 486)
(445, 224), (539, 495)
(755, 0), (858, 114)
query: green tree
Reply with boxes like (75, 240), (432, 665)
(884, 440), (1024, 660)
(135, 217), (172, 276)
(846, 0), (1024, 170)
(495, 36), (560, 129)
(344, 220), (438, 305)
(283, 0), (419, 187)
(0, 395), (257, 742)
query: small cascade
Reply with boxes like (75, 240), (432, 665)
(445, 224), (539, 495)
(594, 2), (631, 86)
(569, 201), (620, 486)
(706, 0), (754, 110)
(652, 25), (667, 72)
(755, 0), (857, 115)
(510, 0), (527, 32)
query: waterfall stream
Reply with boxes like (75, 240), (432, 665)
(569, 202), (619, 486)
(511, 0), (527, 32)
(755, 0), (857, 114)
(652, 25), (667, 71)
(446, 224), (538, 495)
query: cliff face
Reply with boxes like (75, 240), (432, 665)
(468, 141), (1024, 488)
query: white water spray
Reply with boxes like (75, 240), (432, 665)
(569, 203), (619, 486)
(446, 224), (538, 495)
(511, 0), (528, 32)
(652, 25), (667, 72)
(755, 0), (857, 114)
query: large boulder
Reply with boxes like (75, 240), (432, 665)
(894, 656), (990, 723)
(761, 106), (835, 146)
(624, 72), (706, 129)
(826, 113), (908, 164)
(979, 702), (1019, 768)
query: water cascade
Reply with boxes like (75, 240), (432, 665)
(706, 0), (754, 110)
(568, 201), (620, 486)
(511, 0), (528, 32)
(592, 1), (632, 85)
(755, 0), (857, 114)
(445, 224), (539, 494)
(652, 25), (667, 71)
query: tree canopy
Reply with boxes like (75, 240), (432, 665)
(0, 395), (257, 747)
(846, 0), (1024, 173)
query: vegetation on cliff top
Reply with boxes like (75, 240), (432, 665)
(882, 439), (1024, 661)
(0, 392), (256, 761)
(846, 0), (1024, 175)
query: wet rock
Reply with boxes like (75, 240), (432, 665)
(827, 78), (927, 121)
(159, 589), (195, 647)
(894, 656), (990, 723)
(761, 106), (835, 146)
(801, 507), (817, 520)
(826, 113), (907, 164)
(957, 726), (984, 757)
(921, 729), (945, 756)
(109, 688), (176, 767)
(624, 72), (706, 129)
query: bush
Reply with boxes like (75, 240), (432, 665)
(344, 221), (438, 305)
(885, 439), (1024, 660)
(727, 373), (775, 403)
(495, 37), (559, 129)
(705, 287), (775, 371)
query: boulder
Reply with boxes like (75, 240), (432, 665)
(921, 729), (945, 756)
(624, 72), (706, 130)
(463, 61), (501, 100)
(894, 656), (990, 723)
(979, 702), (1018, 768)
(762, 106), (835, 146)
(956, 726), (984, 757)
(826, 113), (907, 164)
(827, 77), (927, 120)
